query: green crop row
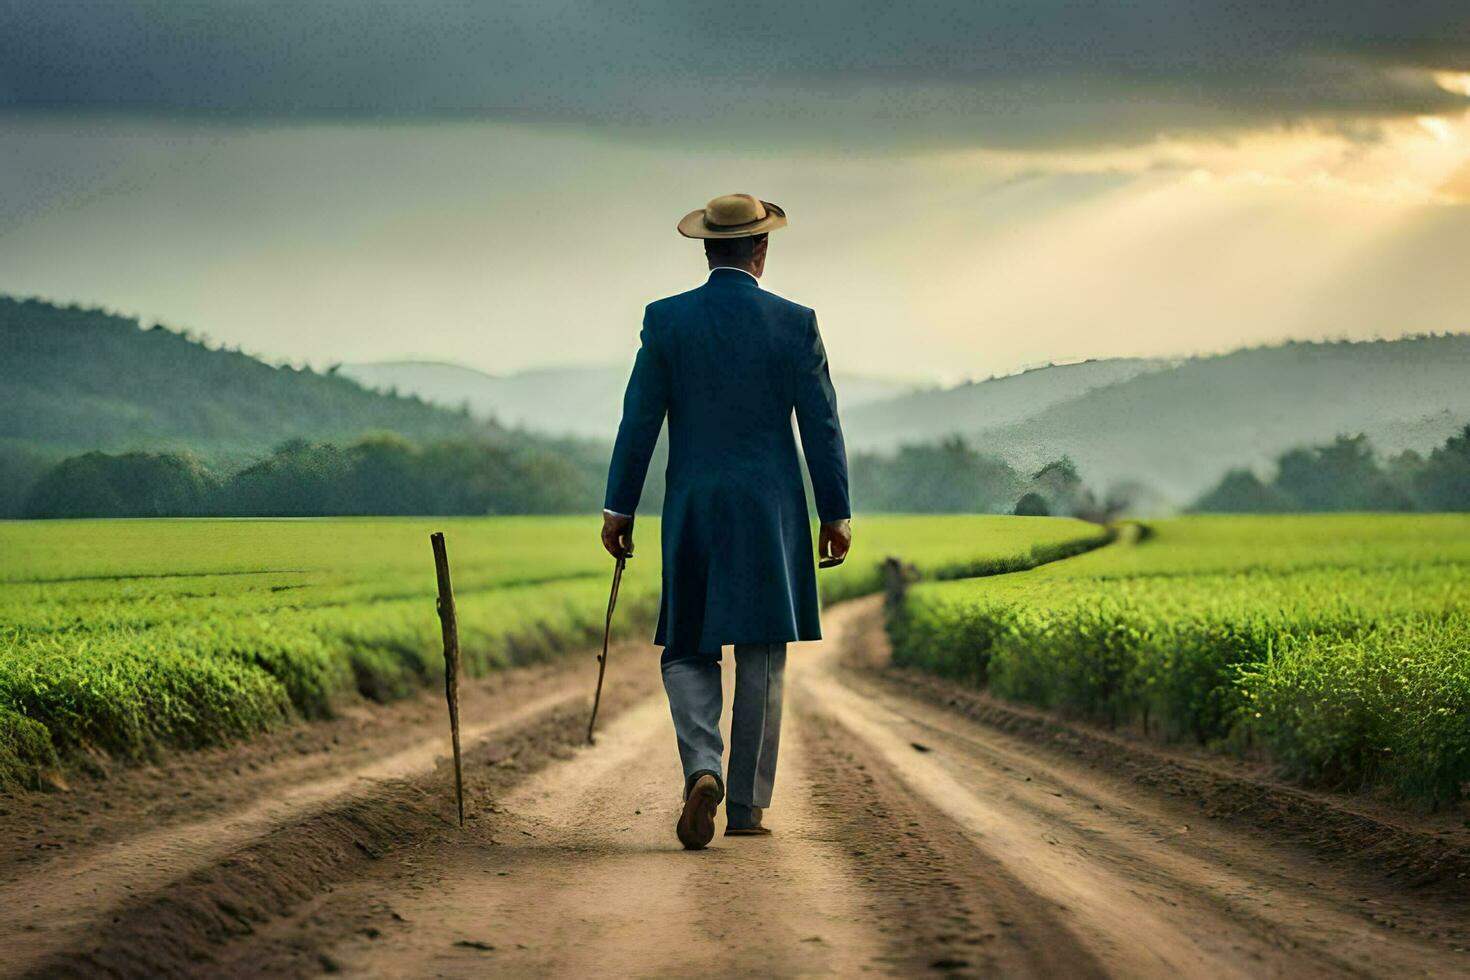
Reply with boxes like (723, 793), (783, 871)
(1, 519), (663, 788)
(890, 514), (1470, 805)
(816, 515), (1109, 603)
(1, 514), (1103, 789)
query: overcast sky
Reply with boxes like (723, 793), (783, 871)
(2, 2), (1468, 381)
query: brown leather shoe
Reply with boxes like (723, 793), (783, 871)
(676, 774), (723, 850)
(724, 805), (771, 836)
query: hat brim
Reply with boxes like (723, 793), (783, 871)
(677, 201), (788, 239)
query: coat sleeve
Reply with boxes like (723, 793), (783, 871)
(794, 310), (851, 524)
(604, 311), (668, 516)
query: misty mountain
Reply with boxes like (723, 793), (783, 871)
(342, 336), (1470, 508)
(337, 360), (920, 440)
(970, 336), (1470, 504)
(842, 358), (1167, 452)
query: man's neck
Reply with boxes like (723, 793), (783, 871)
(709, 265), (759, 282)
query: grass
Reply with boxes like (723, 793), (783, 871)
(817, 514), (1108, 602)
(890, 514), (1470, 805)
(0, 514), (1102, 789)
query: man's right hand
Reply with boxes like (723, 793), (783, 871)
(602, 511), (634, 560)
(819, 518), (852, 566)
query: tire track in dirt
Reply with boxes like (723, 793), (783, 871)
(302, 663), (890, 977)
(878, 662), (1470, 891)
(793, 705), (1106, 977)
(2, 647), (662, 978)
(3, 689), (575, 965)
(803, 597), (1469, 978)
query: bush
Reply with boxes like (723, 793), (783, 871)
(23, 451), (217, 518)
(0, 708), (60, 791)
(1014, 492), (1049, 516)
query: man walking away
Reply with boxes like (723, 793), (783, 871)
(601, 194), (852, 850)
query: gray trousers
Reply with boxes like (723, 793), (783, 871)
(661, 644), (786, 827)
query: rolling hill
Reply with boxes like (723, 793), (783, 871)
(0, 296), (492, 457)
(338, 360), (920, 440)
(841, 358), (1166, 452)
(0, 296), (515, 515)
(971, 336), (1470, 503)
(838, 335), (1468, 505)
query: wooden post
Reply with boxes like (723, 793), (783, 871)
(883, 555), (914, 612)
(430, 532), (465, 827)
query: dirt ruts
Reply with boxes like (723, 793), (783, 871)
(869, 661), (1470, 893)
(2, 647), (661, 978)
(2, 599), (1466, 977)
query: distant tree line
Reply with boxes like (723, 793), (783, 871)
(20, 432), (1099, 519)
(1192, 425), (1470, 513)
(850, 437), (1021, 512)
(20, 435), (610, 518)
(30, 423), (1466, 519)
(849, 437), (1101, 517)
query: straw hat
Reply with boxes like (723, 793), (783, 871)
(677, 194), (788, 239)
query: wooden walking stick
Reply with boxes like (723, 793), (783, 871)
(586, 553), (626, 745)
(430, 532), (465, 827)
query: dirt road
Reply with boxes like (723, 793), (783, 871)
(4, 598), (1466, 978)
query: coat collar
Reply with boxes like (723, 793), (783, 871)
(707, 267), (760, 288)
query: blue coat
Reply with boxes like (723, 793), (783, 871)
(605, 268), (851, 654)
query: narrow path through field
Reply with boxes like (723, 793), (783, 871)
(314, 681), (887, 977)
(5, 598), (1467, 977)
(206, 604), (1470, 977)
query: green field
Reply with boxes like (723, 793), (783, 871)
(891, 514), (1470, 804)
(0, 514), (1099, 788)
(15, 513), (1461, 804)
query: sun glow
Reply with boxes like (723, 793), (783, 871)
(939, 111), (1470, 206)
(1418, 116), (1453, 143)
(1433, 71), (1470, 97)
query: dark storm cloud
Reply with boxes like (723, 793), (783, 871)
(1, 1), (1467, 147)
